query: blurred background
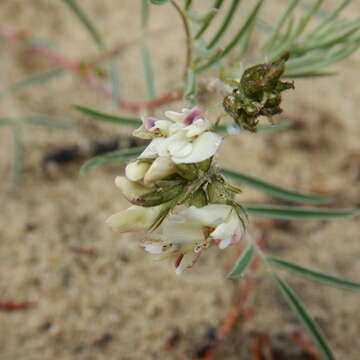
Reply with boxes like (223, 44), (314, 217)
(0, 1), (359, 359)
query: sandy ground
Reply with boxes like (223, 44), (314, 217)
(0, 1), (360, 359)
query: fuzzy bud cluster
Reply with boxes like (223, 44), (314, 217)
(223, 53), (294, 132)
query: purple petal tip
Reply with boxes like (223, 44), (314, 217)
(184, 107), (204, 126)
(144, 117), (157, 130)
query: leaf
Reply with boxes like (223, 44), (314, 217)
(197, 0), (264, 72)
(61, 0), (104, 48)
(140, 39), (157, 100)
(272, 274), (335, 360)
(108, 60), (121, 105)
(0, 119), (13, 127)
(221, 168), (331, 204)
(150, 0), (169, 4)
(141, 0), (150, 28)
(2, 68), (66, 96)
(80, 146), (145, 175)
(194, 0), (224, 40)
(245, 204), (360, 220)
(74, 105), (142, 127)
(263, 0), (300, 51)
(207, 0), (241, 48)
(19, 115), (74, 129)
(268, 256), (360, 291)
(184, 0), (192, 10)
(11, 127), (24, 186)
(227, 243), (255, 279)
(216, 120), (293, 134)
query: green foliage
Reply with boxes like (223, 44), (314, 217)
(227, 243), (255, 279)
(61, 0), (104, 49)
(140, 40), (157, 100)
(272, 274), (335, 360)
(221, 168), (331, 204)
(245, 204), (359, 220)
(206, 0), (241, 49)
(268, 256), (360, 291)
(80, 146), (146, 175)
(108, 60), (122, 106)
(194, 0), (224, 40)
(150, 0), (169, 5)
(10, 127), (24, 186)
(262, 0), (360, 77)
(73, 105), (142, 127)
(216, 120), (293, 134)
(1, 68), (66, 97)
(195, 0), (264, 73)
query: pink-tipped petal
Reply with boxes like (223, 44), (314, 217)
(144, 117), (157, 130)
(184, 107), (204, 126)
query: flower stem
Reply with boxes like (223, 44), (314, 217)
(170, 0), (193, 81)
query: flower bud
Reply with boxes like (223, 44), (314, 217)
(106, 205), (163, 233)
(125, 161), (150, 182)
(136, 181), (185, 207)
(115, 176), (152, 202)
(143, 156), (177, 185)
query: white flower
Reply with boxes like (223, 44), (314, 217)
(115, 176), (151, 202)
(106, 205), (163, 233)
(125, 161), (150, 182)
(138, 107), (222, 164)
(143, 156), (177, 184)
(143, 204), (244, 274)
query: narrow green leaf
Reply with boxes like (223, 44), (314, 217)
(0, 119), (13, 127)
(216, 120), (293, 134)
(11, 127), (24, 186)
(293, 0), (324, 39)
(73, 105), (142, 127)
(284, 70), (337, 78)
(2, 68), (66, 96)
(263, 0), (300, 51)
(140, 39), (157, 100)
(80, 146), (145, 175)
(268, 256), (360, 291)
(308, 0), (350, 36)
(61, 0), (104, 48)
(151, 0), (169, 4)
(245, 204), (360, 220)
(18, 115), (74, 129)
(141, 0), (150, 28)
(184, 0), (192, 10)
(221, 168), (331, 204)
(194, 0), (224, 40)
(207, 0), (241, 48)
(227, 243), (255, 279)
(272, 274), (335, 360)
(197, 0), (264, 72)
(108, 60), (121, 105)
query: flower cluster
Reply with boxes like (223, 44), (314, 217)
(107, 107), (245, 274)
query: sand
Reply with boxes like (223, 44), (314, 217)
(0, 1), (359, 359)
